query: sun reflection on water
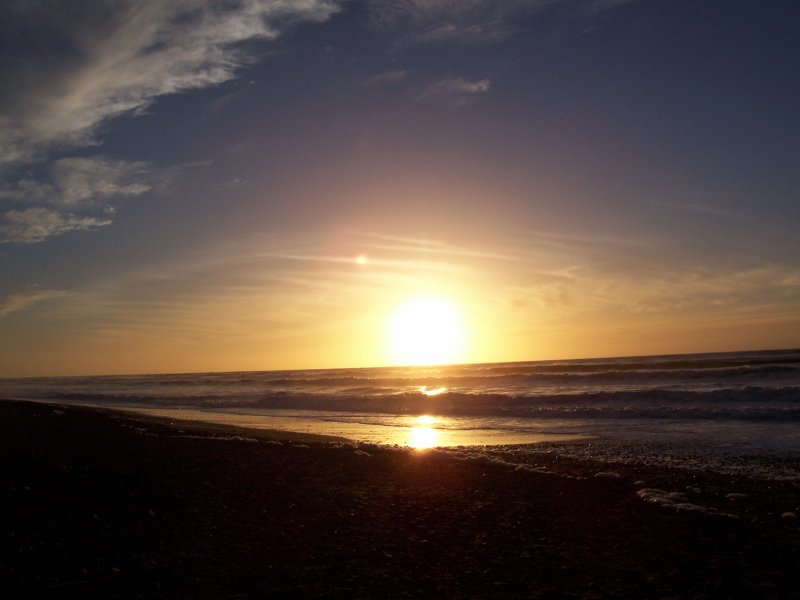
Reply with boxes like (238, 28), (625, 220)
(419, 386), (447, 396)
(409, 415), (439, 449)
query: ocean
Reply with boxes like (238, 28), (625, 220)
(3, 349), (799, 475)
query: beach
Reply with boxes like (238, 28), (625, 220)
(2, 399), (799, 598)
(4, 2), (799, 598)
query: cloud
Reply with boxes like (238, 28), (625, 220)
(0, 156), (151, 243)
(367, 0), (637, 45)
(412, 23), (496, 45)
(0, 157), (151, 208)
(365, 69), (410, 87)
(357, 231), (519, 262)
(226, 177), (250, 188)
(650, 200), (742, 218)
(1, 1), (340, 242)
(523, 230), (655, 251)
(368, 0), (530, 47)
(0, 207), (112, 244)
(367, 0), (525, 29)
(52, 158), (151, 207)
(260, 252), (465, 274)
(510, 264), (800, 320)
(416, 77), (490, 104)
(0, 288), (70, 318)
(0, 0), (341, 163)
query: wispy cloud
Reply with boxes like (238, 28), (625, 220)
(226, 177), (249, 189)
(416, 76), (490, 104)
(0, 288), (70, 318)
(367, 0), (533, 32)
(0, 0), (341, 164)
(365, 69), (410, 87)
(357, 231), (519, 262)
(368, 0), (638, 46)
(0, 207), (112, 244)
(0, 0), (341, 243)
(410, 22), (501, 45)
(521, 230), (655, 251)
(21, 239), (417, 363)
(257, 252), (466, 274)
(1, 157), (151, 208)
(508, 264), (800, 320)
(650, 199), (742, 218)
(0, 156), (151, 243)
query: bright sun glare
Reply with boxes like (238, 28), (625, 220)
(409, 415), (438, 449)
(386, 295), (467, 366)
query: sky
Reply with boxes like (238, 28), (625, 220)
(1, 0), (799, 376)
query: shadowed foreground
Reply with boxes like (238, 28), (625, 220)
(1, 400), (798, 598)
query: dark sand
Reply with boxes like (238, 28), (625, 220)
(2, 400), (798, 599)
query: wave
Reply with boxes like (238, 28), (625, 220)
(6, 350), (799, 392)
(27, 386), (800, 422)
(252, 364), (800, 390)
(4, 350), (799, 427)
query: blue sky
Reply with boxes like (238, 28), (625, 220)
(1, 0), (799, 376)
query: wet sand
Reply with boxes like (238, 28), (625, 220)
(16, 399), (590, 446)
(2, 399), (799, 598)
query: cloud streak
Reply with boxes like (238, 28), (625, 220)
(0, 207), (112, 244)
(0, 1), (340, 243)
(509, 264), (800, 321)
(0, 157), (151, 208)
(0, 0), (341, 163)
(0, 156), (151, 243)
(357, 231), (519, 262)
(365, 69), (410, 87)
(416, 76), (490, 104)
(651, 199), (743, 218)
(368, 0), (638, 46)
(0, 288), (70, 318)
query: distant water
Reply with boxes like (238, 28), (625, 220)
(2, 349), (800, 458)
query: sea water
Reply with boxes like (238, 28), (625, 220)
(2, 349), (800, 476)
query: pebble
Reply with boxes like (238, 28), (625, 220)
(594, 472), (621, 479)
(726, 493), (749, 501)
(637, 488), (687, 505)
(781, 512), (797, 519)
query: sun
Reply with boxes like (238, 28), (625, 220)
(386, 295), (468, 366)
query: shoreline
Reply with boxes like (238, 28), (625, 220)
(5, 396), (592, 447)
(9, 397), (800, 480)
(2, 399), (799, 597)
(4, 397), (351, 444)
